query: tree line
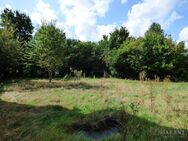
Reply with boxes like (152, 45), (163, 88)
(0, 8), (188, 82)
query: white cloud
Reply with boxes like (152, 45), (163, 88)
(22, 9), (29, 15)
(30, 0), (57, 25)
(56, 22), (74, 38)
(0, 4), (28, 15)
(97, 24), (116, 39)
(0, 3), (12, 11)
(121, 0), (127, 4)
(4, 4), (12, 9)
(59, 0), (114, 41)
(164, 11), (183, 28)
(179, 26), (188, 48)
(124, 0), (180, 36)
(30, 0), (115, 41)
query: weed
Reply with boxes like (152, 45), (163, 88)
(70, 68), (83, 80)
(129, 101), (142, 115)
(149, 81), (155, 113)
(163, 77), (172, 112)
(139, 71), (146, 81)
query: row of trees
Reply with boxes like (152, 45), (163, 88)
(109, 24), (188, 81)
(0, 8), (188, 82)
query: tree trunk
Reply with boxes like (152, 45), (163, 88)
(48, 69), (52, 83)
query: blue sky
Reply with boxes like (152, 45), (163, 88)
(0, 0), (188, 46)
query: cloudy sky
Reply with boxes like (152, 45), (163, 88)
(0, 0), (188, 46)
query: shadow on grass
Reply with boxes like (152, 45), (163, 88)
(0, 80), (6, 96)
(0, 100), (187, 141)
(1, 79), (107, 92)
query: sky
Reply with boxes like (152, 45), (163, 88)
(0, 0), (188, 46)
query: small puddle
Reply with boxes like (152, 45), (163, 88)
(82, 126), (119, 140)
(69, 117), (122, 140)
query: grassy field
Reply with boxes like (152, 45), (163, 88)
(0, 78), (187, 141)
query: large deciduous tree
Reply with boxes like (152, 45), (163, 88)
(109, 37), (144, 78)
(108, 26), (129, 49)
(1, 8), (34, 77)
(142, 23), (175, 79)
(0, 27), (21, 78)
(172, 41), (188, 81)
(1, 8), (34, 44)
(61, 40), (106, 77)
(30, 22), (67, 82)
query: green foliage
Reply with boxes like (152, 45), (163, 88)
(97, 27), (130, 76)
(0, 8), (187, 82)
(62, 40), (106, 77)
(0, 8), (34, 78)
(29, 22), (67, 82)
(108, 26), (129, 49)
(172, 41), (188, 81)
(1, 8), (33, 43)
(108, 23), (188, 81)
(0, 28), (21, 78)
(142, 23), (182, 79)
(109, 37), (144, 78)
(145, 22), (164, 36)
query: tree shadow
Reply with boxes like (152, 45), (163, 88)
(0, 79), (107, 92)
(0, 80), (7, 96)
(0, 100), (81, 141)
(0, 100), (187, 141)
(62, 82), (106, 90)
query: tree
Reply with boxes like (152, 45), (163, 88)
(62, 40), (106, 77)
(142, 23), (175, 79)
(145, 22), (164, 36)
(0, 27), (21, 78)
(109, 37), (144, 78)
(1, 8), (34, 44)
(1, 8), (34, 77)
(98, 35), (110, 72)
(108, 26), (129, 49)
(29, 22), (67, 82)
(172, 41), (188, 81)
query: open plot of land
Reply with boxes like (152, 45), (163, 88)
(0, 78), (188, 141)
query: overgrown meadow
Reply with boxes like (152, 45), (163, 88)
(0, 78), (187, 141)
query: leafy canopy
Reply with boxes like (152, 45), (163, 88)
(1, 8), (33, 43)
(0, 27), (21, 77)
(29, 22), (67, 82)
(109, 26), (129, 49)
